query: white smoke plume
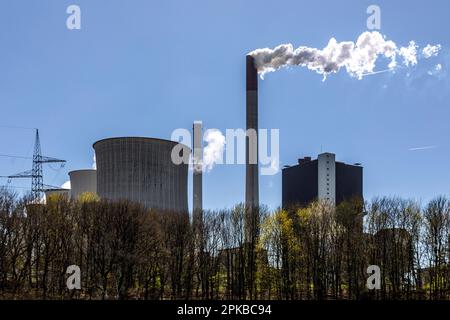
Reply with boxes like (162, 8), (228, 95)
(249, 31), (441, 80)
(422, 44), (441, 58)
(428, 63), (442, 76)
(202, 129), (225, 172)
(92, 154), (97, 169)
(61, 180), (71, 189)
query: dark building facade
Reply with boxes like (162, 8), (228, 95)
(282, 152), (363, 208)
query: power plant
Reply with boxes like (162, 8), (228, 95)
(93, 137), (190, 212)
(0, 56), (364, 218)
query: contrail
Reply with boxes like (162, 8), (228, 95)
(249, 31), (441, 80)
(408, 145), (438, 151)
(361, 68), (393, 77)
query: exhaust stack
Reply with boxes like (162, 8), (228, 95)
(246, 55), (259, 210)
(193, 121), (203, 226)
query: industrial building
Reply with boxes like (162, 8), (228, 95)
(93, 137), (190, 212)
(69, 169), (97, 199)
(282, 152), (363, 208)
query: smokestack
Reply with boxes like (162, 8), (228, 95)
(193, 121), (203, 226)
(246, 55), (259, 210)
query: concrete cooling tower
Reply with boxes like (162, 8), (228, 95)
(93, 137), (189, 212)
(69, 169), (97, 199)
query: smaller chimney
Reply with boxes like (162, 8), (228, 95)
(193, 121), (203, 227)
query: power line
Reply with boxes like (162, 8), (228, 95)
(0, 126), (35, 163)
(0, 125), (36, 131)
(0, 185), (29, 190)
(0, 154), (32, 160)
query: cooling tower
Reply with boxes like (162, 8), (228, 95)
(69, 169), (97, 199)
(93, 137), (189, 212)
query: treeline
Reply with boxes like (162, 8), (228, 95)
(0, 187), (449, 300)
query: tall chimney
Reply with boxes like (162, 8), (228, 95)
(193, 121), (203, 227)
(245, 56), (259, 294)
(246, 55), (259, 210)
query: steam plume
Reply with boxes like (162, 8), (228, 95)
(422, 44), (441, 58)
(249, 31), (441, 80)
(202, 129), (225, 172)
(61, 180), (71, 189)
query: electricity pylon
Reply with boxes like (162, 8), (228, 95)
(3, 129), (66, 203)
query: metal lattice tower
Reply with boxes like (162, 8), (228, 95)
(2, 129), (66, 203)
(31, 129), (44, 201)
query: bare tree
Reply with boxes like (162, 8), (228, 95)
(423, 196), (449, 299)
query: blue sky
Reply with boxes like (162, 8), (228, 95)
(0, 0), (449, 210)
